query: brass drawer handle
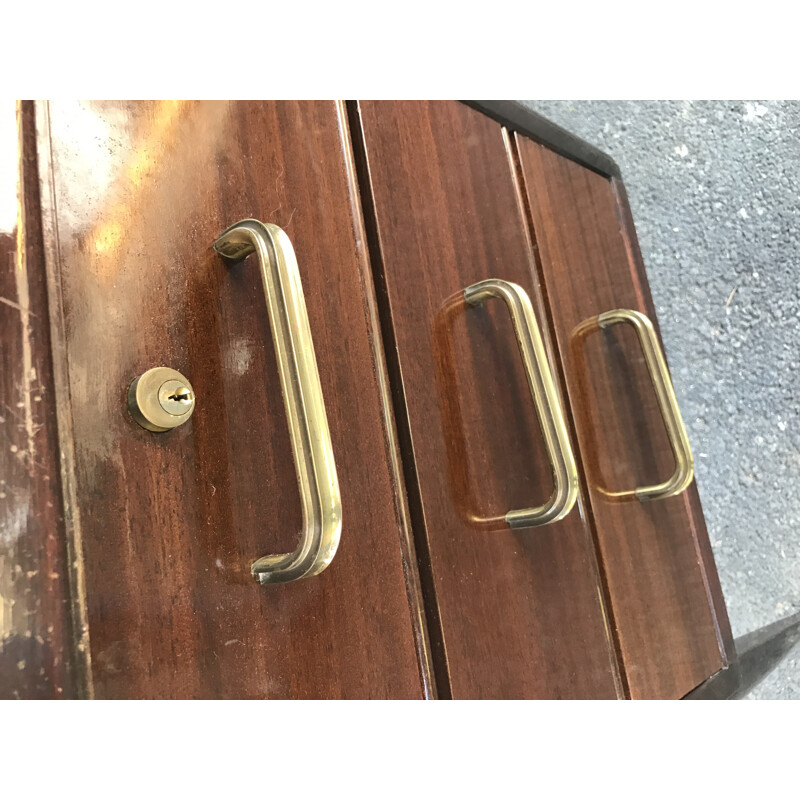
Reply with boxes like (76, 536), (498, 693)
(591, 308), (694, 501)
(463, 279), (579, 528)
(214, 220), (341, 584)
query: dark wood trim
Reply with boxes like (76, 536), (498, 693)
(685, 611), (800, 699)
(464, 101), (622, 180)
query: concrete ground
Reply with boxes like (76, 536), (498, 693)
(524, 101), (800, 699)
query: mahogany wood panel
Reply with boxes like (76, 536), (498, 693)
(515, 135), (732, 699)
(0, 102), (77, 698)
(612, 178), (735, 665)
(354, 100), (622, 698)
(37, 101), (425, 698)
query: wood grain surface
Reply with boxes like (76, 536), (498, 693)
(612, 178), (735, 667)
(37, 101), (425, 698)
(0, 102), (77, 699)
(515, 135), (732, 699)
(354, 100), (622, 698)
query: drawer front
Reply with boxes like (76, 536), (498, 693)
(354, 100), (622, 698)
(515, 135), (733, 698)
(38, 101), (425, 698)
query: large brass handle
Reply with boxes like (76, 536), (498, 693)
(463, 279), (579, 528)
(213, 220), (341, 584)
(592, 308), (694, 501)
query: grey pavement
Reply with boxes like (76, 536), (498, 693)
(524, 100), (800, 699)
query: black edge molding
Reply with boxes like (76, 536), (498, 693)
(463, 101), (622, 180)
(684, 611), (800, 699)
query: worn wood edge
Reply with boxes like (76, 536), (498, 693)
(345, 100), (454, 699)
(0, 102), (75, 698)
(18, 100), (74, 697)
(505, 129), (629, 700)
(33, 100), (94, 698)
(684, 611), (800, 699)
(465, 101), (622, 180)
(338, 101), (437, 699)
(610, 176), (736, 668)
(682, 665), (739, 700)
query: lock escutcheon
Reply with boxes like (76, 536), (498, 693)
(128, 367), (196, 432)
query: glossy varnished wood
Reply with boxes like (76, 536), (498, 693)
(515, 135), (732, 698)
(0, 102), (76, 698)
(612, 178), (735, 665)
(38, 101), (425, 698)
(354, 100), (622, 698)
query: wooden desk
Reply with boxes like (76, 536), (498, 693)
(2, 100), (791, 698)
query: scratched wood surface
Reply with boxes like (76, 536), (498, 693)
(8, 98), (735, 700)
(0, 102), (77, 699)
(353, 100), (623, 698)
(37, 101), (425, 698)
(515, 135), (732, 698)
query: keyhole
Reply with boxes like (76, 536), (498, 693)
(169, 388), (192, 405)
(157, 379), (196, 416)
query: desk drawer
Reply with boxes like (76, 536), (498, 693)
(354, 100), (733, 699)
(515, 136), (732, 697)
(354, 100), (623, 699)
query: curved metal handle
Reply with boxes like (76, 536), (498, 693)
(213, 220), (341, 584)
(463, 279), (579, 528)
(594, 308), (694, 501)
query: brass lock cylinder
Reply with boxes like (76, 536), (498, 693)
(127, 366), (196, 432)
